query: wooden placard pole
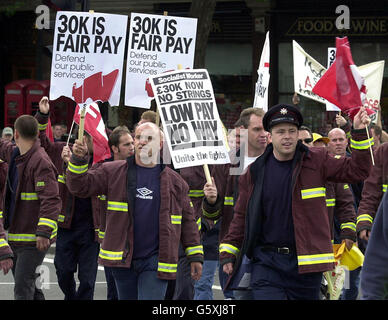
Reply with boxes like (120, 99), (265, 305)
(365, 126), (375, 166)
(78, 105), (86, 141)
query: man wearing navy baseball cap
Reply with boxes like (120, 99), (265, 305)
(220, 105), (373, 300)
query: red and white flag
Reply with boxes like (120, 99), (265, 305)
(73, 102), (111, 164)
(46, 117), (54, 143)
(72, 70), (119, 105)
(312, 37), (373, 119)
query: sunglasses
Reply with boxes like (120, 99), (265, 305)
(301, 138), (313, 143)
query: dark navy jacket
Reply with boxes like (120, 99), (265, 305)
(360, 191), (388, 300)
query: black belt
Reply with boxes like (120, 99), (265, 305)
(260, 245), (293, 255)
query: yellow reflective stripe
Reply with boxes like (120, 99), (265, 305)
(383, 184), (387, 193)
(36, 181), (45, 187)
(58, 214), (65, 223)
(224, 196), (234, 206)
(50, 228), (57, 239)
(107, 201), (128, 212)
(0, 239), (9, 248)
(8, 233), (36, 242)
(68, 161), (88, 174)
(38, 123), (47, 131)
(357, 214), (373, 224)
(346, 131), (351, 139)
(58, 175), (66, 184)
(171, 215), (182, 224)
(0, 211), (3, 219)
(301, 187), (326, 199)
(158, 262), (177, 273)
(38, 218), (57, 231)
(98, 230), (105, 239)
(341, 222), (356, 232)
(350, 138), (374, 150)
(99, 248), (123, 261)
(297, 253), (335, 266)
(98, 194), (107, 201)
(188, 190), (204, 198)
(185, 245), (204, 256)
(219, 243), (240, 256)
(202, 208), (220, 219)
(196, 217), (201, 231)
(326, 198), (336, 207)
(189, 201), (194, 208)
(344, 184), (349, 189)
(21, 192), (38, 200)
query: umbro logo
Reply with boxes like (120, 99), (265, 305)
(136, 187), (153, 200)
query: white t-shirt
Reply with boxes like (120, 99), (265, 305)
(243, 155), (259, 171)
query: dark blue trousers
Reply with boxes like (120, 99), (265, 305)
(250, 246), (322, 300)
(54, 227), (99, 300)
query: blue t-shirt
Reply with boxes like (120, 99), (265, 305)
(259, 153), (295, 248)
(132, 164), (161, 260)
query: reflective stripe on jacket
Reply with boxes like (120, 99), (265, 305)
(66, 154), (203, 280)
(220, 128), (372, 275)
(357, 143), (388, 233)
(0, 139), (61, 246)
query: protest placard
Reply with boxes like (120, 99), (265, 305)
(125, 13), (197, 109)
(149, 69), (230, 169)
(294, 41), (383, 123)
(253, 31), (270, 111)
(49, 11), (127, 106)
(293, 40), (327, 104)
(359, 60), (385, 124)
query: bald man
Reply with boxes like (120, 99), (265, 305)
(66, 122), (203, 300)
(327, 128), (348, 157)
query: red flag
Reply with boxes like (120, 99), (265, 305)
(312, 37), (373, 119)
(73, 103), (111, 164)
(72, 69), (119, 104)
(46, 117), (54, 142)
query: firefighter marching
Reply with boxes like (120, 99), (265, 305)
(1, 8), (388, 304)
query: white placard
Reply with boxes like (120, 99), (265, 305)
(253, 31), (270, 111)
(293, 40), (327, 104)
(149, 69), (230, 169)
(359, 60), (385, 124)
(125, 13), (197, 108)
(50, 11), (127, 106)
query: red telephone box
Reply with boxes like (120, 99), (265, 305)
(4, 79), (35, 127)
(25, 80), (50, 116)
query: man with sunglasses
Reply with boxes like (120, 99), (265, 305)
(298, 126), (313, 147)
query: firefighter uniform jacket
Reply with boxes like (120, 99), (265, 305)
(35, 111), (101, 237)
(0, 159), (7, 223)
(0, 139), (61, 246)
(325, 181), (357, 242)
(202, 150), (241, 242)
(0, 200), (12, 261)
(357, 142), (388, 233)
(180, 165), (214, 234)
(219, 129), (372, 275)
(66, 154), (203, 280)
